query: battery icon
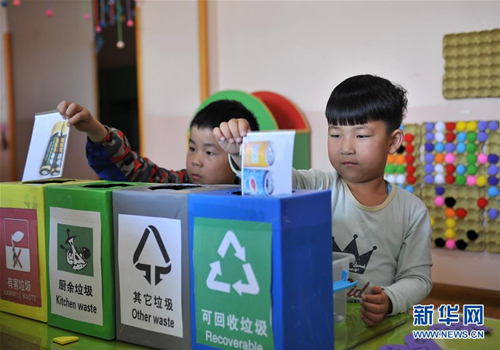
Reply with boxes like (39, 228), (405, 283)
(39, 121), (68, 176)
(51, 122), (69, 175)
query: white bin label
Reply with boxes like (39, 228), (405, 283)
(49, 207), (103, 325)
(118, 214), (183, 337)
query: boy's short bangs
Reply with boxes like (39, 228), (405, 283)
(325, 75), (407, 132)
(326, 101), (380, 127)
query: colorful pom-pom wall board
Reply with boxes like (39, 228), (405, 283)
(421, 120), (498, 188)
(423, 185), (485, 252)
(385, 120), (499, 253)
(421, 120), (499, 252)
(484, 122), (500, 252)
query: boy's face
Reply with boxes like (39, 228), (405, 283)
(328, 121), (402, 185)
(186, 126), (236, 185)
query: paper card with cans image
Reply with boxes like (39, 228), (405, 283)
(241, 131), (295, 196)
(22, 112), (70, 182)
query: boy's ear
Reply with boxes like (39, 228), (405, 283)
(388, 129), (404, 154)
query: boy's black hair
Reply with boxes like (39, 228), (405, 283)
(190, 99), (260, 131)
(325, 75), (407, 133)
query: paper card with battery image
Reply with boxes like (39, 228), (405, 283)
(22, 112), (71, 182)
(241, 131), (295, 196)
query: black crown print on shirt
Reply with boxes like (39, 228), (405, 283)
(332, 234), (377, 275)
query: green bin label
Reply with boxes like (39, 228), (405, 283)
(194, 218), (274, 350)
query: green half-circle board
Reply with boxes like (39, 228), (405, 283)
(196, 90), (278, 131)
(253, 91), (311, 169)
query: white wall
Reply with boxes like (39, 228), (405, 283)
(6, 1), (96, 180)
(139, 0), (200, 169)
(212, 1), (498, 111)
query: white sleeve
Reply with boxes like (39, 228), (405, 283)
(293, 168), (338, 190)
(383, 208), (433, 315)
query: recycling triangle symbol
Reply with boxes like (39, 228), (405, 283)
(206, 231), (259, 296)
(133, 225), (171, 286)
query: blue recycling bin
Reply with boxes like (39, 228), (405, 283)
(189, 189), (333, 350)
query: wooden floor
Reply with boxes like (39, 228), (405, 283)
(422, 283), (500, 319)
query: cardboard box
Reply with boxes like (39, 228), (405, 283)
(113, 183), (238, 349)
(0, 179), (93, 322)
(46, 181), (149, 339)
(189, 189), (333, 350)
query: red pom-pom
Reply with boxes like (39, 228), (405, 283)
(446, 122), (456, 131)
(445, 132), (456, 143)
(446, 164), (456, 174)
(455, 208), (467, 219)
(445, 175), (455, 184)
(404, 134), (414, 142)
(406, 175), (416, 184)
(406, 144), (414, 153)
(405, 155), (415, 164)
(477, 197), (488, 209)
(406, 165), (416, 174)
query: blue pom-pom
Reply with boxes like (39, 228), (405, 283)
(436, 186), (445, 195)
(488, 154), (499, 164)
(435, 142), (445, 153)
(488, 121), (499, 131)
(487, 187), (499, 198)
(457, 132), (467, 143)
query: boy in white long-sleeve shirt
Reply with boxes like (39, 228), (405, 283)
(213, 74), (433, 327)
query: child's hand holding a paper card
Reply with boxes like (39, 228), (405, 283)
(213, 118), (252, 168)
(57, 101), (108, 143)
(214, 118), (295, 196)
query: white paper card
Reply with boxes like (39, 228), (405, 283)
(241, 130), (295, 196)
(22, 112), (70, 182)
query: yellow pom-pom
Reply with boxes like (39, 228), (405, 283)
(430, 217), (435, 227)
(445, 228), (456, 239)
(466, 121), (478, 132)
(456, 121), (467, 131)
(476, 176), (487, 187)
(445, 218), (456, 228)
